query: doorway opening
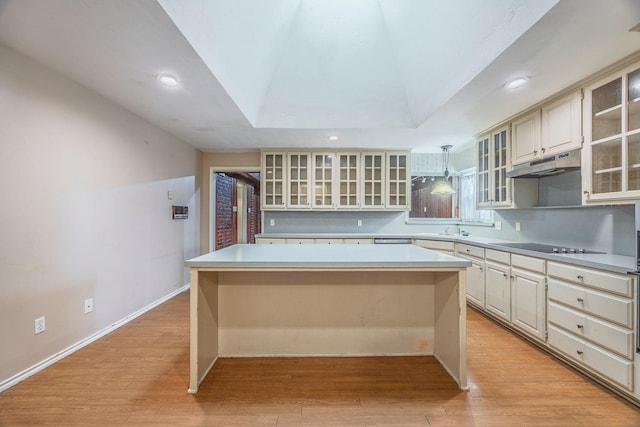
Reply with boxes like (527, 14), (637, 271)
(211, 170), (261, 250)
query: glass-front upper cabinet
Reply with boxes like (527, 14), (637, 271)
(337, 153), (359, 208)
(287, 153), (310, 208)
(583, 62), (640, 203)
(312, 153), (334, 208)
(361, 153), (385, 208)
(262, 152), (286, 208)
(386, 153), (409, 209)
(477, 126), (511, 208)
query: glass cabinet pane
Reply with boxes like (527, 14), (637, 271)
(628, 133), (640, 191)
(628, 68), (640, 132)
(592, 139), (622, 194)
(362, 154), (384, 207)
(592, 78), (622, 141)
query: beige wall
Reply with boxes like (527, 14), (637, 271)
(0, 44), (201, 388)
(200, 152), (260, 253)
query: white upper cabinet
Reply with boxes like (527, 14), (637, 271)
(287, 152), (311, 209)
(361, 153), (385, 209)
(541, 90), (583, 156)
(262, 152), (286, 209)
(511, 90), (582, 166)
(261, 150), (409, 211)
(312, 152), (335, 209)
(511, 110), (541, 165)
(477, 126), (513, 208)
(583, 61), (640, 204)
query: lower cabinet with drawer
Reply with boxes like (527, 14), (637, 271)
(412, 239), (455, 254)
(547, 261), (635, 394)
(456, 243), (486, 309)
(510, 254), (546, 342)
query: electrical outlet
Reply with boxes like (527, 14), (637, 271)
(34, 316), (45, 335)
(494, 221), (502, 231)
(357, 219), (362, 227)
(84, 298), (93, 314)
(270, 219), (275, 226)
(515, 221), (521, 232)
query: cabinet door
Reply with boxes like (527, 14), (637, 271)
(461, 257), (485, 308)
(312, 153), (335, 208)
(476, 135), (491, 207)
(361, 153), (385, 208)
(262, 152), (286, 209)
(287, 153), (310, 208)
(386, 153), (409, 209)
(511, 110), (541, 165)
(485, 261), (511, 322)
(511, 267), (546, 341)
(491, 126), (511, 206)
(337, 153), (360, 208)
(541, 90), (582, 156)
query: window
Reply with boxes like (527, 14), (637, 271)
(409, 167), (493, 223)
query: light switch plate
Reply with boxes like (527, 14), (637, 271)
(494, 221), (502, 230)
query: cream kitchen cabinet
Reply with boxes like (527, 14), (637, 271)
(456, 243), (485, 308)
(312, 152), (335, 209)
(511, 90), (582, 166)
(510, 254), (546, 342)
(477, 127), (537, 209)
(484, 249), (511, 323)
(287, 152), (311, 208)
(511, 110), (541, 165)
(262, 152), (286, 209)
(412, 239), (455, 255)
(547, 261), (635, 392)
(583, 60), (640, 204)
(262, 150), (408, 211)
(361, 153), (385, 209)
(337, 152), (360, 209)
(386, 152), (410, 209)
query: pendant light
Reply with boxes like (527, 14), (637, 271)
(431, 145), (456, 195)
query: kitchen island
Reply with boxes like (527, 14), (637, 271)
(185, 244), (471, 394)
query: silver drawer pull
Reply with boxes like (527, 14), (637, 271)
(576, 324), (584, 329)
(576, 350), (584, 355)
(577, 275), (584, 280)
(503, 273), (508, 278)
(577, 297), (584, 303)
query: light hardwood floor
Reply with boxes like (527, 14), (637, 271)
(1, 290), (640, 426)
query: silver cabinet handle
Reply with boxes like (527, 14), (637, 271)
(577, 275), (584, 280)
(577, 297), (584, 303)
(503, 273), (508, 278)
(576, 350), (584, 355)
(576, 324), (584, 329)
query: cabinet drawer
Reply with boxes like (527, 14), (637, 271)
(343, 238), (373, 244)
(511, 254), (545, 273)
(457, 243), (484, 259)
(485, 249), (510, 264)
(413, 239), (455, 252)
(548, 301), (634, 359)
(314, 238), (344, 244)
(286, 238), (316, 244)
(548, 279), (633, 328)
(547, 262), (632, 297)
(548, 324), (633, 391)
(256, 238), (286, 244)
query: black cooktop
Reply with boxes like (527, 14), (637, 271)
(495, 242), (605, 254)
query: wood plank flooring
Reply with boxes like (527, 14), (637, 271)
(1, 290), (640, 426)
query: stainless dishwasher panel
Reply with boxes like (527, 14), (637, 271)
(373, 237), (412, 244)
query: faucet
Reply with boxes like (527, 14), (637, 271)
(444, 226), (450, 235)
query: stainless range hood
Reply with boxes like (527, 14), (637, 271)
(506, 149), (581, 178)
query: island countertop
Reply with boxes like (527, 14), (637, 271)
(185, 243), (472, 269)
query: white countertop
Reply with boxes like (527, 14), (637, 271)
(186, 243), (471, 269)
(256, 232), (636, 274)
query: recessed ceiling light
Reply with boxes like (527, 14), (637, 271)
(505, 77), (529, 89)
(328, 135), (339, 141)
(157, 74), (179, 87)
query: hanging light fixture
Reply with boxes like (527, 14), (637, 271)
(431, 145), (456, 195)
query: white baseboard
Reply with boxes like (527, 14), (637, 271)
(0, 284), (190, 393)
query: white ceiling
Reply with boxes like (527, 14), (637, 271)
(0, 0), (639, 153)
